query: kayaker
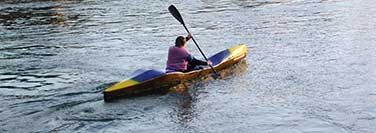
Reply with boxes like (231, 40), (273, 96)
(166, 33), (211, 73)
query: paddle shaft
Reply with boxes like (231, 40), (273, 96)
(182, 25), (219, 75)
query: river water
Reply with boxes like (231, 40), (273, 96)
(1, 0), (376, 132)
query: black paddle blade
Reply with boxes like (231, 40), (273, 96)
(168, 5), (185, 25)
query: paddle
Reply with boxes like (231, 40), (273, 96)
(168, 5), (219, 77)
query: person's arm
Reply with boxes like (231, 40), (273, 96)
(186, 54), (209, 65)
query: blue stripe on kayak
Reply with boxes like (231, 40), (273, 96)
(131, 69), (165, 82)
(130, 69), (149, 77)
(208, 49), (231, 66)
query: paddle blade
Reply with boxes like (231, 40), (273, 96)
(168, 5), (185, 25)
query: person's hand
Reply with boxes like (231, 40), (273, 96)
(207, 61), (212, 66)
(187, 33), (192, 39)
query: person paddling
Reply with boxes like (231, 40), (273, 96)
(166, 33), (211, 73)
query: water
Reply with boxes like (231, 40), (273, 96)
(1, 0), (376, 132)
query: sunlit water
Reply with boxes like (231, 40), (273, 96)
(1, 0), (376, 132)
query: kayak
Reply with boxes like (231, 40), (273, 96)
(103, 44), (247, 102)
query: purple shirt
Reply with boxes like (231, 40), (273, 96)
(166, 46), (189, 72)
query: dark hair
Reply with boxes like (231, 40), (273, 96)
(175, 36), (186, 47)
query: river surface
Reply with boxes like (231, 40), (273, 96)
(1, 0), (376, 132)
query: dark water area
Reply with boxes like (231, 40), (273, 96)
(1, 0), (376, 132)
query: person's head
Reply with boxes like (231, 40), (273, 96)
(175, 36), (187, 47)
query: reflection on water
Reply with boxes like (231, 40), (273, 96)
(168, 60), (252, 132)
(171, 59), (248, 128)
(0, 0), (87, 62)
(0, 5), (66, 27)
